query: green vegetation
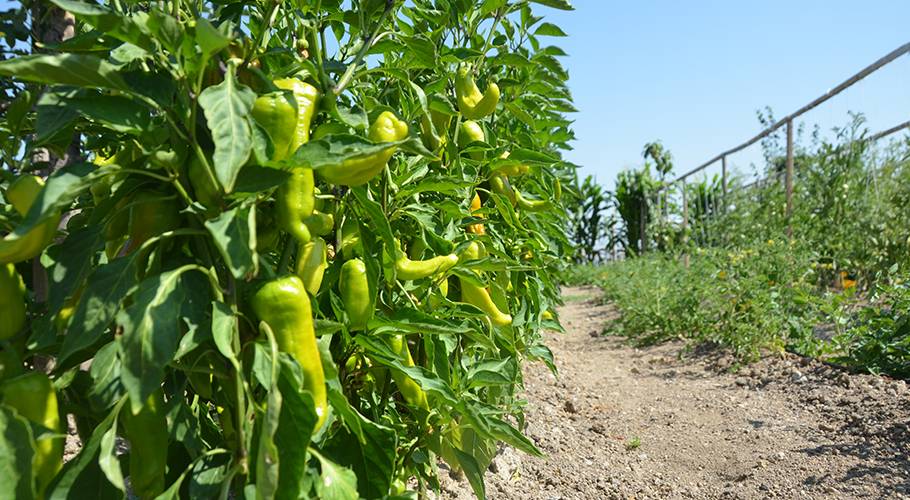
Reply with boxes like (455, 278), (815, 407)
(578, 114), (910, 377)
(0, 0), (576, 497)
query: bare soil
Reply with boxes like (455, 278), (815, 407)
(438, 286), (910, 499)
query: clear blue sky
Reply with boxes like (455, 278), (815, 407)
(539, 1), (910, 190)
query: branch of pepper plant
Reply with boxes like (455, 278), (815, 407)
(476, 7), (503, 70)
(332, 0), (395, 96)
(240, 0), (281, 72)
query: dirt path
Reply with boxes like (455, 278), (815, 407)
(439, 286), (910, 499)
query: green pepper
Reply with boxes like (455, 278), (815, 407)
(256, 204), (280, 252)
(0, 175), (61, 264)
(103, 197), (131, 259)
(339, 217), (363, 259)
(273, 78), (319, 158)
(489, 174), (517, 206)
(419, 104), (452, 152)
(459, 242), (511, 326)
(0, 263), (26, 340)
(123, 190), (182, 254)
(187, 155), (222, 214)
(1, 372), (63, 497)
(428, 276), (449, 309)
(277, 168), (316, 244)
(296, 237), (328, 295)
(514, 190), (551, 212)
(251, 90), (298, 162)
(466, 193), (485, 235)
(121, 391), (169, 499)
(0, 349), (22, 382)
(250, 275), (327, 429)
(340, 259), (372, 330)
(458, 120), (486, 161)
(455, 66), (500, 120)
(489, 151), (529, 177)
(388, 334), (428, 409)
(303, 210), (334, 237)
(317, 111), (409, 186)
(394, 240), (458, 281)
(54, 286), (82, 333)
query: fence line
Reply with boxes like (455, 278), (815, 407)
(659, 41), (910, 190)
(736, 119), (910, 191)
(636, 41), (910, 262)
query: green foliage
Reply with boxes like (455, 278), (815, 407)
(831, 281), (910, 378)
(614, 167), (656, 256)
(604, 113), (910, 377)
(0, 0), (576, 497)
(568, 175), (613, 262)
(599, 241), (819, 360)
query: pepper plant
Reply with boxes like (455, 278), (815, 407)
(0, 0), (576, 498)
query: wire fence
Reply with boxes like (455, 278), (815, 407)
(637, 41), (910, 262)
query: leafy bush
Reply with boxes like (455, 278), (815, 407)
(603, 114), (910, 375)
(0, 1), (576, 497)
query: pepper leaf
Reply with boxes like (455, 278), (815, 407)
(0, 53), (130, 90)
(198, 70), (255, 192)
(117, 267), (211, 413)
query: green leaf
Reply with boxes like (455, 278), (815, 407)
(7, 162), (112, 240)
(530, 0), (574, 11)
(354, 335), (458, 405)
(87, 342), (124, 411)
(453, 447), (486, 500)
(45, 224), (104, 315)
(0, 53), (129, 90)
(204, 205), (258, 279)
(275, 362), (319, 499)
(311, 449), (359, 500)
(285, 134), (408, 170)
(198, 71), (255, 192)
(322, 409), (396, 499)
(50, 0), (157, 51)
(69, 94), (151, 135)
(188, 454), (231, 498)
(59, 253), (140, 365)
(35, 90), (79, 148)
(233, 164), (290, 193)
(254, 363), (282, 499)
(466, 358), (516, 388)
(194, 18), (230, 59)
(211, 302), (241, 370)
(490, 52), (532, 67)
(98, 414), (126, 493)
(350, 186), (396, 262)
(534, 22), (568, 36)
(0, 407), (36, 499)
(402, 35), (437, 68)
(370, 308), (471, 336)
(117, 267), (209, 412)
(46, 400), (125, 499)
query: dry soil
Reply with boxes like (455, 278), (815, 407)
(438, 286), (910, 499)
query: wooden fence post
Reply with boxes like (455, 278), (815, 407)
(681, 180), (689, 268)
(639, 194), (647, 255)
(721, 155), (727, 213)
(785, 119), (794, 238)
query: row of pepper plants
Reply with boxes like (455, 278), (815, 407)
(0, 0), (576, 497)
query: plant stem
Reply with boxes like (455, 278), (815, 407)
(332, 2), (394, 96)
(277, 236), (294, 273)
(240, 0), (281, 72)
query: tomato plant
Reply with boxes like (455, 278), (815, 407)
(0, 0), (576, 497)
